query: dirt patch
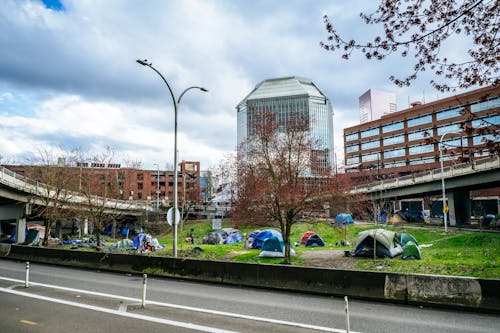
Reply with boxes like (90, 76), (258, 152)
(299, 250), (359, 270)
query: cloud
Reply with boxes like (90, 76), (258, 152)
(0, 0), (478, 170)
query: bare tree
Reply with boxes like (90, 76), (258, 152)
(79, 147), (129, 248)
(25, 148), (79, 246)
(234, 110), (341, 264)
(321, 0), (499, 92)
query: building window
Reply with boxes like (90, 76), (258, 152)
(360, 127), (379, 138)
(346, 133), (358, 142)
(409, 144), (434, 155)
(385, 148), (406, 158)
(137, 173), (144, 180)
(346, 144), (359, 153)
(385, 160), (406, 168)
(361, 153), (379, 162)
(436, 107), (463, 121)
(407, 114), (432, 127)
(346, 156), (359, 165)
(472, 114), (500, 128)
(361, 140), (380, 150)
(408, 128), (431, 141)
(437, 123), (461, 135)
(409, 157), (435, 165)
(473, 134), (496, 145)
(137, 183), (143, 190)
(382, 121), (404, 133)
(383, 134), (405, 146)
(471, 97), (500, 113)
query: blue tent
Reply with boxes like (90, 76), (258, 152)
(247, 229), (282, 249)
(333, 213), (353, 226)
(224, 229), (243, 244)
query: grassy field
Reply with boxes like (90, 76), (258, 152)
(146, 219), (500, 279)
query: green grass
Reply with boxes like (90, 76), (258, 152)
(76, 219), (500, 279)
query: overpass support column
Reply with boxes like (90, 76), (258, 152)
(0, 203), (30, 244)
(448, 190), (470, 226)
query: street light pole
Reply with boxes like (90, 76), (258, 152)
(439, 132), (454, 233)
(136, 59), (208, 257)
(153, 163), (160, 211)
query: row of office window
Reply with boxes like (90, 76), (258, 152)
(346, 133), (498, 166)
(345, 97), (499, 143)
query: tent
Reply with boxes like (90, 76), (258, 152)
(305, 234), (325, 247)
(259, 235), (296, 258)
(353, 228), (402, 258)
(300, 231), (315, 245)
(23, 229), (40, 246)
(397, 232), (421, 260)
(245, 229), (282, 249)
(402, 241), (421, 260)
(202, 229), (227, 245)
(332, 213), (353, 226)
(224, 229), (243, 244)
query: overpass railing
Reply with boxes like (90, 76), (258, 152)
(0, 166), (152, 213)
(352, 155), (500, 194)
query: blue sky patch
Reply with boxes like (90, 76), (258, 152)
(41, 0), (64, 11)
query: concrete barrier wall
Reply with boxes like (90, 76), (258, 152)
(2, 244), (499, 313)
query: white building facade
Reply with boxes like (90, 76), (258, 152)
(359, 89), (397, 124)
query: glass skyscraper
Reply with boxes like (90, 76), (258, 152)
(236, 76), (334, 173)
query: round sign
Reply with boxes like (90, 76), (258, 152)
(167, 207), (181, 226)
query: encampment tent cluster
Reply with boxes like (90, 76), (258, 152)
(201, 228), (242, 245)
(299, 231), (325, 247)
(351, 228), (421, 259)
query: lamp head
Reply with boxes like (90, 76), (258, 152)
(136, 59), (150, 66)
(200, 87), (208, 92)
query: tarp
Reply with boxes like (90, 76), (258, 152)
(353, 228), (402, 258)
(300, 231), (315, 245)
(202, 229), (227, 245)
(305, 234), (325, 247)
(23, 229), (40, 245)
(224, 229), (243, 244)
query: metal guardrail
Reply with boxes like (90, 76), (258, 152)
(0, 166), (152, 212)
(352, 155), (500, 194)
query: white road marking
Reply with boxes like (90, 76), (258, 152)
(1, 287), (237, 333)
(0, 276), (360, 333)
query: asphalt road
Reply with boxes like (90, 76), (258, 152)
(1, 259), (499, 333)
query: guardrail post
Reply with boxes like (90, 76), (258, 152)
(141, 273), (147, 308)
(25, 261), (30, 288)
(344, 296), (350, 333)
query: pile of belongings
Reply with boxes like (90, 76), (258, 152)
(331, 213), (353, 226)
(299, 231), (325, 247)
(202, 228), (243, 245)
(244, 229), (295, 258)
(133, 233), (164, 252)
(108, 238), (134, 251)
(397, 232), (421, 260)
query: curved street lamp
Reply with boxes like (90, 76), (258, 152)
(136, 59), (208, 257)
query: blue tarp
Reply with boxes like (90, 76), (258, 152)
(224, 230), (243, 244)
(248, 229), (282, 249)
(133, 233), (147, 249)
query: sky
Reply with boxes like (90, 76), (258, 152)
(0, 0), (472, 171)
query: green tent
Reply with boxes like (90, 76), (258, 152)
(402, 240), (421, 260)
(353, 228), (403, 258)
(397, 233), (418, 247)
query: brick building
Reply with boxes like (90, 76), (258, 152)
(3, 160), (202, 207)
(344, 85), (499, 184)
